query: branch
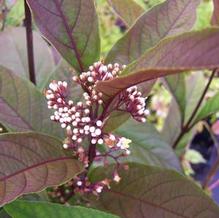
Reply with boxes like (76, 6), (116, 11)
(24, 0), (36, 85)
(172, 69), (217, 149)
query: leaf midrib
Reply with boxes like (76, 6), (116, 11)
(0, 156), (74, 181)
(53, 0), (84, 72)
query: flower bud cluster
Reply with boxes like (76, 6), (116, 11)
(73, 61), (126, 105)
(46, 61), (149, 202)
(74, 61), (126, 87)
(48, 173), (110, 204)
(121, 86), (150, 122)
(46, 81), (106, 167)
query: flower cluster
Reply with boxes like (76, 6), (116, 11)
(121, 86), (150, 123)
(46, 61), (149, 202)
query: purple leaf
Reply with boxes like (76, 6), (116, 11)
(107, 0), (144, 27)
(26, 0), (100, 72)
(97, 28), (219, 99)
(103, 0), (201, 131)
(0, 27), (55, 90)
(90, 164), (219, 218)
(0, 132), (82, 207)
(0, 66), (64, 138)
(106, 0), (201, 64)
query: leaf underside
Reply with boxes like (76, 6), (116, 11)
(0, 66), (64, 138)
(0, 133), (82, 207)
(97, 28), (219, 99)
(27, 0), (100, 72)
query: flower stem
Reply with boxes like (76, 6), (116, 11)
(24, 0), (36, 85)
(88, 143), (96, 166)
(172, 69), (217, 149)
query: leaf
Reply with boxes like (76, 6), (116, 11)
(161, 99), (182, 146)
(114, 119), (181, 171)
(0, 27), (55, 90)
(105, 0), (200, 131)
(96, 28), (219, 99)
(90, 163), (219, 218)
(6, 0), (24, 26)
(0, 66), (64, 138)
(184, 149), (206, 164)
(106, 0), (201, 64)
(185, 72), (207, 124)
(164, 74), (186, 119)
(5, 200), (119, 218)
(212, 0), (219, 25)
(27, 0), (100, 72)
(0, 132), (82, 207)
(104, 111), (130, 133)
(0, 209), (11, 218)
(194, 0), (213, 30)
(107, 0), (143, 27)
(162, 72), (206, 147)
(193, 92), (219, 125)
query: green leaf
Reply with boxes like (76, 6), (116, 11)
(0, 66), (64, 138)
(193, 92), (219, 125)
(5, 200), (119, 218)
(27, 0), (100, 72)
(0, 27), (55, 90)
(194, 0), (213, 30)
(97, 28), (219, 99)
(6, 0), (24, 26)
(90, 163), (219, 218)
(106, 0), (201, 64)
(162, 72), (206, 147)
(184, 72), (206, 124)
(164, 74), (186, 119)
(114, 119), (181, 171)
(184, 149), (206, 164)
(0, 209), (11, 218)
(0, 132), (82, 207)
(107, 0), (144, 27)
(161, 99), (182, 146)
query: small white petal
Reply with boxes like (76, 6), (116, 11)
(96, 120), (103, 127)
(98, 138), (104, 144)
(63, 144), (69, 149)
(89, 126), (95, 133)
(95, 128), (101, 136)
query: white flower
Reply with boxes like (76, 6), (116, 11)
(117, 137), (132, 149)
